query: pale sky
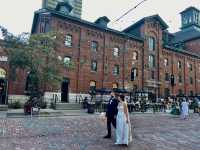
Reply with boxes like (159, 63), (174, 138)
(0, 0), (200, 35)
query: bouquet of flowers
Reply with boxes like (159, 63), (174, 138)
(99, 112), (107, 124)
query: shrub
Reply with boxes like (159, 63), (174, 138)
(39, 101), (47, 109)
(9, 101), (22, 109)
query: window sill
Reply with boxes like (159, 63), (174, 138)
(91, 71), (97, 73)
(65, 45), (72, 48)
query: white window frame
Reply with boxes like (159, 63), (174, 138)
(65, 34), (72, 47)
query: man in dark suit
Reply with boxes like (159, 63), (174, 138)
(104, 91), (118, 138)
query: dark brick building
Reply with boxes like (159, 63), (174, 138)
(0, 4), (200, 104)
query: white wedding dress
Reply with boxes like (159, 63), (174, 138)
(115, 102), (132, 145)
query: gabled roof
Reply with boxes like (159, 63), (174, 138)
(31, 8), (143, 42)
(180, 6), (200, 14)
(123, 14), (169, 32)
(164, 45), (200, 59)
(172, 26), (200, 43)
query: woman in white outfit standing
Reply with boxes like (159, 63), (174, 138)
(181, 98), (189, 119)
(115, 94), (132, 146)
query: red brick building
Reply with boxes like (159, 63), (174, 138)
(0, 4), (200, 104)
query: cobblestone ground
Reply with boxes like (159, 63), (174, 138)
(0, 113), (199, 150)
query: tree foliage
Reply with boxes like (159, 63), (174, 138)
(0, 26), (63, 95)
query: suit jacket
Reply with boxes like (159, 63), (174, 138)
(106, 96), (118, 118)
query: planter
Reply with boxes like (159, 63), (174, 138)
(87, 103), (95, 114)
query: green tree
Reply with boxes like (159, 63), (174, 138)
(0, 26), (63, 98)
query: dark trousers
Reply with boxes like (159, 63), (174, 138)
(107, 116), (116, 137)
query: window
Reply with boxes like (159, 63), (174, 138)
(39, 23), (45, 33)
(63, 56), (71, 65)
(148, 37), (155, 51)
(133, 51), (138, 60)
(178, 74), (182, 83)
(131, 68), (138, 81)
(178, 61), (182, 69)
(164, 88), (170, 98)
(149, 55), (155, 68)
(113, 65), (119, 75)
(178, 89), (183, 95)
(65, 34), (72, 47)
(164, 58), (168, 66)
(189, 91), (194, 96)
(151, 71), (155, 79)
(189, 64), (193, 71)
(189, 77), (193, 84)
(112, 83), (118, 89)
(113, 47), (119, 57)
(165, 73), (169, 81)
(91, 41), (98, 52)
(91, 61), (97, 72)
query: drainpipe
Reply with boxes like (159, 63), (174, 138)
(122, 38), (126, 89)
(76, 27), (82, 95)
(194, 60), (197, 95)
(102, 33), (106, 89)
(183, 57), (186, 95)
(141, 43), (144, 90)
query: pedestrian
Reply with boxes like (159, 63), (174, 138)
(83, 96), (88, 109)
(103, 91), (118, 138)
(181, 98), (189, 120)
(115, 94), (132, 146)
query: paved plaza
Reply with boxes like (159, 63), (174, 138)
(0, 113), (199, 150)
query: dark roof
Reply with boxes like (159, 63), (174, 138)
(164, 45), (200, 59)
(180, 6), (200, 14)
(95, 16), (110, 24)
(123, 14), (169, 32)
(31, 8), (143, 42)
(55, 2), (73, 12)
(172, 26), (200, 43)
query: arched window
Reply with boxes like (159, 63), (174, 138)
(133, 51), (138, 60)
(91, 41), (98, 52)
(148, 37), (155, 51)
(178, 61), (182, 69)
(113, 65), (119, 75)
(131, 68), (138, 81)
(25, 71), (38, 92)
(149, 55), (155, 68)
(63, 56), (71, 65)
(164, 58), (168, 66)
(91, 60), (97, 72)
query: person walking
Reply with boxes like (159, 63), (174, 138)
(115, 94), (132, 146)
(104, 91), (118, 138)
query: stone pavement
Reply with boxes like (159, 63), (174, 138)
(0, 113), (199, 150)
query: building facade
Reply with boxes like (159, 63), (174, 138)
(0, 4), (200, 104)
(42, 0), (82, 18)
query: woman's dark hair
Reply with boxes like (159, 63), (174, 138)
(119, 94), (125, 101)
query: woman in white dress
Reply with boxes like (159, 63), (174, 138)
(115, 94), (132, 146)
(181, 98), (189, 119)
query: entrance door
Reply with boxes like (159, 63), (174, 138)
(0, 79), (7, 105)
(61, 78), (69, 103)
